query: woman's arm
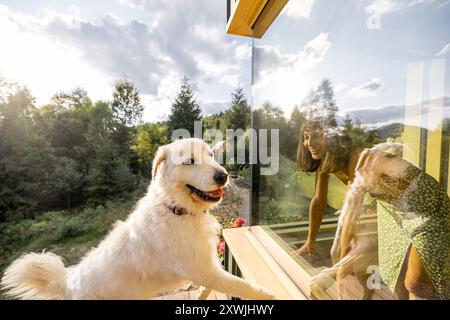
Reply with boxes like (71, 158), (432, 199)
(298, 172), (329, 257)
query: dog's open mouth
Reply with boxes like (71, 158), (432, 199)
(186, 184), (224, 202)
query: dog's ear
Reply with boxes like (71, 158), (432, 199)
(211, 140), (226, 153)
(152, 146), (168, 180)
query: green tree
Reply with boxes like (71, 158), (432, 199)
(167, 77), (202, 137)
(0, 78), (21, 104)
(221, 87), (251, 132)
(341, 114), (379, 150)
(110, 80), (143, 171)
(253, 102), (289, 151)
(301, 79), (338, 130)
(80, 98), (136, 203)
(286, 106), (305, 160)
(0, 81), (146, 218)
(52, 88), (92, 111)
(51, 157), (83, 210)
(111, 79), (143, 127)
(317, 79), (338, 128)
(84, 154), (135, 203)
(131, 123), (169, 177)
(0, 89), (55, 220)
(35, 89), (138, 208)
(289, 106), (304, 136)
(202, 113), (223, 131)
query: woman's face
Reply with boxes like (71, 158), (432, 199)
(303, 130), (326, 160)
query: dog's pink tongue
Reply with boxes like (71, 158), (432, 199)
(206, 187), (224, 198)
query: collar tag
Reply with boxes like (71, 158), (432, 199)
(165, 204), (188, 215)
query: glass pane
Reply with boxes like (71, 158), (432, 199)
(251, 0), (450, 300)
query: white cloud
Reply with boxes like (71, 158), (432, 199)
(190, 24), (243, 87)
(0, 5), (111, 106)
(437, 0), (450, 7)
(365, 0), (402, 16)
(141, 71), (182, 122)
(301, 32), (331, 66)
(282, 0), (316, 19)
(219, 74), (241, 88)
(436, 43), (450, 56)
(365, 0), (445, 17)
(201, 99), (230, 115)
(235, 43), (252, 61)
(408, 0), (438, 6)
(252, 33), (331, 114)
(0, 2), (251, 122)
(348, 78), (384, 98)
(333, 82), (348, 93)
(254, 32), (331, 85)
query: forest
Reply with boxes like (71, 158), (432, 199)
(0, 76), (382, 295)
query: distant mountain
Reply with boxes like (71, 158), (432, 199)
(339, 96), (450, 128)
(341, 104), (404, 125)
(372, 122), (404, 139)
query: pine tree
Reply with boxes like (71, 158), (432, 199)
(289, 105), (304, 135)
(300, 79), (338, 130)
(167, 77), (202, 137)
(225, 87), (251, 131)
(0, 89), (55, 219)
(317, 79), (338, 128)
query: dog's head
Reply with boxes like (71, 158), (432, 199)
(151, 138), (229, 211)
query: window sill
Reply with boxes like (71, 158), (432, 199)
(224, 215), (397, 300)
(223, 226), (307, 300)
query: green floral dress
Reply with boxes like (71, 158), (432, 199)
(374, 166), (450, 299)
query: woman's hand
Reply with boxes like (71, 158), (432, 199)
(299, 172), (329, 260)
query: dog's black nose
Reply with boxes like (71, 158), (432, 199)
(214, 171), (228, 186)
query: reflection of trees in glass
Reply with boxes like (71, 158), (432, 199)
(316, 79), (338, 129)
(301, 79), (338, 133)
(342, 115), (379, 153)
(255, 78), (385, 224)
(288, 106), (305, 161)
(253, 103), (287, 204)
(298, 79), (378, 174)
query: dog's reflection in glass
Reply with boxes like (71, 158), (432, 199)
(297, 121), (449, 300)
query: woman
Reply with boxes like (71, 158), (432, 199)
(296, 122), (449, 300)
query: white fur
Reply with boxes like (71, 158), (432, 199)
(316, 142), (408, 299)
(1, 139), (275, 300)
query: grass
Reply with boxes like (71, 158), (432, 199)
(0, 196), (140, 299)
(0, 182), (248, 300)
(258, 153), (347, 224)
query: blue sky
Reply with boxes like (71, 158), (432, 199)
(252, 0), (450, 120)
(0, 0), (449, 123)
(0, 0), (252, 121)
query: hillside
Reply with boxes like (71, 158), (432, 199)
(372, 122), (404, 140)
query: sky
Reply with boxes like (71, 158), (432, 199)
(0, 0), (449, 123)
(0, 0), (252, 122)
(252, 0), (450, 121)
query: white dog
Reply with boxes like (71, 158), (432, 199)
(1, 138), (275, 300)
